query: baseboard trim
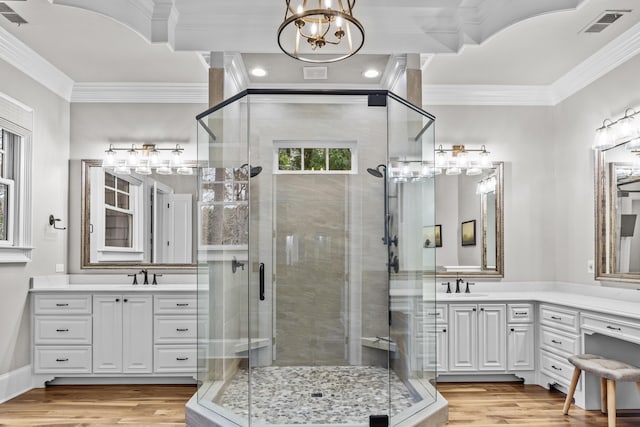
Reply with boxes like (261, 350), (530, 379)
(0, 365), (33, 404)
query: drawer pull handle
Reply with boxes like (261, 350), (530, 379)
(176, 357), (189, 361)
(510, 328), (515, 332)
(176, 303), (189, 307)
(550, 316), (562, 320)
(55, 303), (69, 307)
(551, 339), (562, 344)
(606, 326), (622, 331)
(176, 328), (189, 332)
(56, 329), (69, 332)
(515, 312), (527, 315)
(427, 313), (438, 316)
(56, 358), (69, 362)
(442, 329), (447, 333)
(551, 365), (562, 371)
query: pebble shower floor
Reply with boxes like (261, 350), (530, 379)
(217, 365), (419, 424)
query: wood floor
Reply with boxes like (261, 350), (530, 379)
(439, 382), (640, 426)
(1, 383), (640, 426)
(0, 384), (196, 426)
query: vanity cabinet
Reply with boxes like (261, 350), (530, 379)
(32, 290), (197, 382)
(507, 304), (535, 371)
(448, 303), (506, 371)
(539, 304), (581, 389)
(93, 295), (153, 374)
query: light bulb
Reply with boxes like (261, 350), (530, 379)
(478, 150), (492, 168)
(336, 16), (343, 28)
(324, 0), (331, 8)
(617, 115), (636, 142)
(593, 122), (615, 150)
(311, 23), (318, 35)
(149, 149), (160, 165)
(156, 165), (172, 175)
(296, 4), (303, 14)
(435, 151), (447, 168)
(127, 148), (139, 166)
(455, 151), (469, 168)
(171, 148), (183, 167)
(104, 147), (116, 166)
(445, 167), (461, 176)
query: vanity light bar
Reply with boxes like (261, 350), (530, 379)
(593, 108), (640, 151)
(104, 143), (192, 175)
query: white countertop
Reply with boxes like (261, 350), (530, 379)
(432, 282), (640, 321)
(30, 274), (198, 292)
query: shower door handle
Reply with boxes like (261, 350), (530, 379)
(259, 262), (265, 301)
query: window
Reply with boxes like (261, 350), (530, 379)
(104, 172), (133, 248)
(0, 129), (19, 248)
(0, 94), (33, 263)
(275, 141), (356, 174)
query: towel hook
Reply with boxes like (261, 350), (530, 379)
(49, 214), (66, 230)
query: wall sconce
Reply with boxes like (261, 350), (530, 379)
(593, 108), (640, 151)
(104, 143), (193, 176)
(434, 144), (492, 176)
(49, 214), (66, 230)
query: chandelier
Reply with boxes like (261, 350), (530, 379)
(277, 0), (365, 63)
(103, 143), (193, 176)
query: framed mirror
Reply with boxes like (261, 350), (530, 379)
(432, 162), (504, 278)
(595, 146), (640, 282)
(81, 159), (197, 269)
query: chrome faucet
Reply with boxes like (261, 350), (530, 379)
(140, 269), (149, 285)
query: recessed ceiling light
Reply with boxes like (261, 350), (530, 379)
(251, 68), (267, 77)
(363, 69), (380, 79)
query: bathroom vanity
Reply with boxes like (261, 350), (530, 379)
(30, 275), (199, 385)
(432, 282), (640, 411)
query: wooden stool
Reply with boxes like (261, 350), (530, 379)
(563, 354), (640, 427)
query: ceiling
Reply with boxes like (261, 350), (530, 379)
(0, 0), (638, 88)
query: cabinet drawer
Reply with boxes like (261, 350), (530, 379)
(154, 345), (197, 373)
(540, 350), (580, 390)
(540, 326), (580, 358)
(33, 294), (91, 315)
(154, 316), (197, 344)
(154, 295), (197, 314)
(424, 304), (447, 323)
(34, 316), (92, 345)
(34, 346), (92, 374)
(581, 313), (640, 344)
(540, 304), (579, 333)
(508, 304), (533, 323)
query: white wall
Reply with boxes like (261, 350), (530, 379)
(0, 59), (70, 375)
(425, 104), (556, 282)
(68, 102), (206, 273)
(553, 53), (640, 286)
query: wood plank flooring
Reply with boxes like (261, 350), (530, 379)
(2, 382), (640, 426)
(439, 382), (640, 426)
(0, 384), (196, 426)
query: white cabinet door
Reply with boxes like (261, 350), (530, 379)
(424, 325), (448, 373)
(122, 295), (153, 373)
(508, 323), (535, 371)
(478, 304), (506, 371)
(93, 295), (123, 373)
(449, 304), (477, 371)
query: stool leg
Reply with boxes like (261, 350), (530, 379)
(563, 368), (581, 415)
(601, 377), (608, 413)
(607, 380), (616, 427)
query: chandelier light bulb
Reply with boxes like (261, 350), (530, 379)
(296, 4), (303, 14)
(325, 0), (331, 8)
(336, 16), (343, 28)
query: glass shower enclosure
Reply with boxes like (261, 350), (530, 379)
(194, 89), (437, 426)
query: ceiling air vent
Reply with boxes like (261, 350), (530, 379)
(0, 3), (27, 25)
(303, 67), (328, 80)
(582, 10), (630, 34)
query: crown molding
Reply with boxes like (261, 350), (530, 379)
(550, 20), (640, 105)
(423, 84), (555, 106)
(0, 26), (74, 101)
(71, 83), (208, 103)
